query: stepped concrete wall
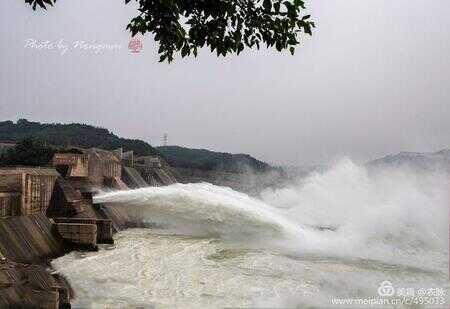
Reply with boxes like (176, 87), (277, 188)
(0, 215), (71, 308)
(0, 260), (71, 308)
(95, 203), (146, 232)
(0, 215), (64, 264)
(153, 168), (177, 185)
(56, 223), (97, 250)
(122, 166), (147, 188)
(53, 217), (113, 244)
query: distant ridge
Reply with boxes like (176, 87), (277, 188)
(157, 145), (273, 173)
(366, 149), (450, 172)
(0, 119), (159, 156)
(0, 119), (273, 175)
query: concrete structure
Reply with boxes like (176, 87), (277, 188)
(112, 147), (134, 166)
(130, 155), (178, 186)
(65, 178), (97, 203)
(104, 176), (128, 190)
(47, 177), (83, 217)
(47, 176), (102, 220)
(52, 148), (122, 187)
(134, 163), (177, 186)
(0, 215), (71, 308)
(0, 167), (59, 217)
(56, 223), (97, 250)
(0, 192), (21, 217)
(65, 177), (105, 219)
(98, 202), (145, 232)
(135, 155), (163, 168)
(53, 152), (89, 178)
(0, 260), (71, 308)
(0, 148), (140, 307)
(53, 217), (113, 244)
(122, 166), (148, 188)
(0, 215), (64, 263)
(86, 148), (122, 187)
(52, 148), (128, 193)
(122, 150), (134, 167)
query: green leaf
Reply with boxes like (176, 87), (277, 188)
(181, 45), (190, 57)
(263, 0), (272, 12)
(25, 0), (314, 62)
(274, 2), (280, 13)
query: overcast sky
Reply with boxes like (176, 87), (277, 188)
(0, 0), (449, 166)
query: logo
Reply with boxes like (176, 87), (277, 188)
(128, 38), (143, 53)
(378, 281), (395, 297)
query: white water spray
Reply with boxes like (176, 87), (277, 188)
(95, 159), (448, 271)
(55, 159), (449, 308)
(96, 182), (303, 242)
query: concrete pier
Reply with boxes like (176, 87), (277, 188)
(0, 215), (71, 308)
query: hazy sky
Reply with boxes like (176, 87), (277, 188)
(0, 0), (449, 166)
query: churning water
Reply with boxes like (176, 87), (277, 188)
(52, 159), (449, 308)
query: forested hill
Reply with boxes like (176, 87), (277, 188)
(157, 145), (273, 173)
(366, 149), (450, 173)
(0, 119), (274, 174)
(0, 119), (159, 156)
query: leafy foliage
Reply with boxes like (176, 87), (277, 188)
(0, 119), (159, 156)
(25, 0), (56, 10)
(0, 138), (56, 167)
(157, 145), (272, 173)
(25, 0), (314, 62)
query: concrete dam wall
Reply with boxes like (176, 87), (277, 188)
(0, 215), (71, 308)
(122, 166), (148, 188)
(0, 215), (64, 264)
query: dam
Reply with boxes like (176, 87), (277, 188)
(0, 146), (448, 308)
(0, 146), (180, 308)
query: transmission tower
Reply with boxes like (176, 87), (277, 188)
(163, 133), (168, 146)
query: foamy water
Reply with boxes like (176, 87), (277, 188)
(95, 181), (303, 242)
(52, 160), (449, 308)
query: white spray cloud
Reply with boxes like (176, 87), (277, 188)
(96, 159), (448, 271)
(260, 158), (448, 270)
(96, 182), (302, 242)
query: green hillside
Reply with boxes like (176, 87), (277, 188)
(0, 119), (159, 156)
(0, 120), (273, 174)
(157, 145), (272, 173)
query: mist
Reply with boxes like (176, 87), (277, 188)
(54, 161), (449, 308)
(95, 160), (448, 271)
